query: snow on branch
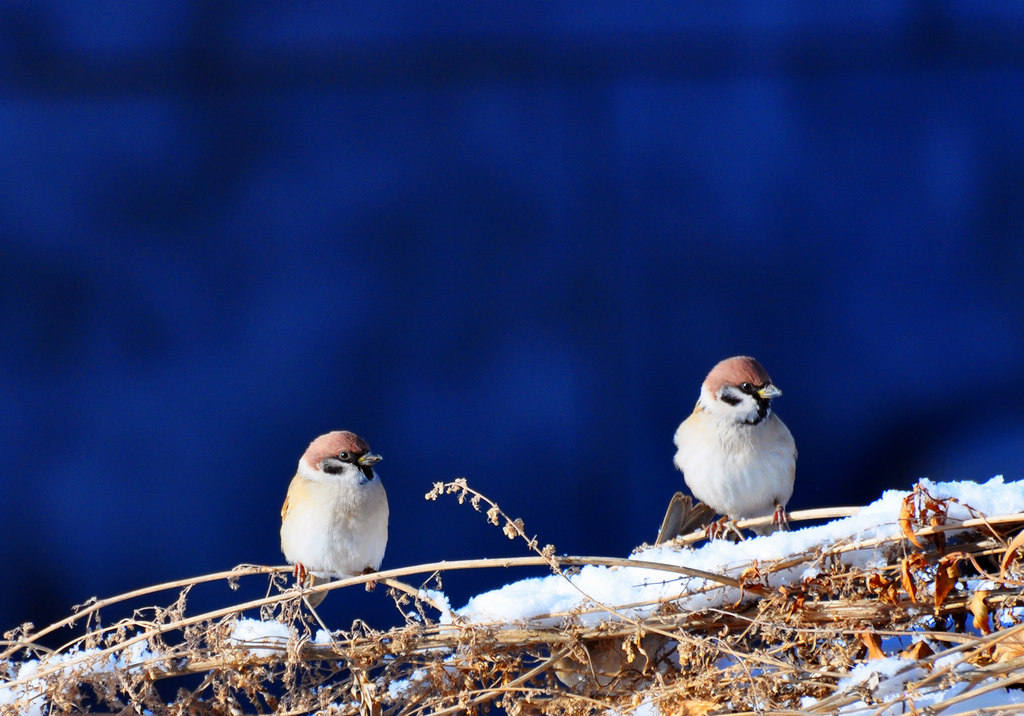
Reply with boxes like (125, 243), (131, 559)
(4, 477), (1024, 714)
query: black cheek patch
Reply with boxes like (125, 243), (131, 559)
(719, 391), (742, 406)
(321, 458), (344, 475)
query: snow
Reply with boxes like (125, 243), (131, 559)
(421, 588), (455, 625)
(0, 638), (159, 716)
(387, 669), (427, 700)
(614, 700), (659, 716)
(2, 619), (301, 713)
(837, 655), (919, 699)
(456, 477), (1022, 626)
(449, 476), (1024, 713)
(5, 476), (1024, 715)
(228, 617), (294, 657)
(0, 659), (45, 716)
(825, 652), (1024, 715)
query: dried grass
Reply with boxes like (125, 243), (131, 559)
(4, 480), (1024, 715)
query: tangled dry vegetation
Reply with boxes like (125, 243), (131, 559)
(5, 480), (1024, 715)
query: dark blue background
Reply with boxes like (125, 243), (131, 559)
(3, 4), (1024, 638)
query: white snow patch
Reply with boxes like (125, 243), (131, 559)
(0, 658), (46, 716)
(1, 639), (159, 716)
(607, 699), (659, 715)
(5, 477), (1024, 715)
(228, 618), (293, 657)
(422, 588), (455, 625)
(837, 656), (912, 695)
(387, 668), (427, 700)
(457, 478), (1024, 625)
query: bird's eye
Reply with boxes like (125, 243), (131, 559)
(338, 451), (351, 460)
(740, 382), (753, 392)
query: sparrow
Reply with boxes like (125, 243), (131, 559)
(673, 356), (796, 536)
(280, 431), (389, 606)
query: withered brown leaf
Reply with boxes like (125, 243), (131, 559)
(968, 590), (991, 635)
(994, 631), (1024, 664)
(934, 555), (961, 613)
(867, 573), (900, 606)
(900, 495), (923, 548)
(900, 640), (934, 664)
(859, 631), (886, 660)
(1000, 530), (1024, 579)
(900, 558), (917, 604)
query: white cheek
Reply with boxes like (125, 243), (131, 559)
(702, 388), (761, 424)
(298, 459), (363, 486)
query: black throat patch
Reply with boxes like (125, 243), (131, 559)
(743, 396), (771, 425)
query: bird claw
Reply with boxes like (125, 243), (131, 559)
(705, 518), (726, 540)
(294, 563), (320, 593)
(361, 566), (378, 592)
(771, 504), (791, 531)
(705, 516), (745, 541)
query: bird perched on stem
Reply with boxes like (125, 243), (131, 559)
(673, 356), (796, 538)
(280, 430), (389, 606)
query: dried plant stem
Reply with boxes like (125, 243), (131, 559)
(7, 481), (1024, 715)
(3, 554), (738, 691)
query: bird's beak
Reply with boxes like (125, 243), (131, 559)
(758, 384), (782, 399)
(358, 452), (382, 466)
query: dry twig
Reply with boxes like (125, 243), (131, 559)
(3, 479), (1024, 715)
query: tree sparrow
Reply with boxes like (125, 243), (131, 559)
(280, 431), (389, 605)
(673, 356), (796, 536)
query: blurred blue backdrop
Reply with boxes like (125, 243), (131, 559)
(3, 3), (1024, 638)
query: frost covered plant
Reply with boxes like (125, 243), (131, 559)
(5, 478), (1024, 714)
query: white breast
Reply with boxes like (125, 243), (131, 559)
(280, 467), (389, 578)
(673, 411), (795, 520)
